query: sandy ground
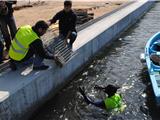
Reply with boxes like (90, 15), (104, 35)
(13, 1), (128, 27)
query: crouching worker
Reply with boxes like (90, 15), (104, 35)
(9, 20), (57, 71)
(79, 84), (126, 112)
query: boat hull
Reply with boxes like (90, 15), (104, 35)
(145, 32), (160, 106)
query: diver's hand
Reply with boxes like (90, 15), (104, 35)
(94, 85), (104, 90)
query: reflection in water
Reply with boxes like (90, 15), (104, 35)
(31, 3), (160, 120)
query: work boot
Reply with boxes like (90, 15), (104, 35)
(10, 60), (17, 71)
(33, 65), (49, 71)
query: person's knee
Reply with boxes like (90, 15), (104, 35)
(69, 32), (77, 45)
(71, 32), (77, 40)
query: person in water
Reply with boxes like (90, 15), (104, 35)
(79, 84), (125, 112)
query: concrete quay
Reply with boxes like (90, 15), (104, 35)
(0, 1), (155, 120)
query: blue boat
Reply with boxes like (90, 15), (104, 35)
(142, 32), (160, 106)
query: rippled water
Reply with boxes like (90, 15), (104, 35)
(31, 3), (160, 120)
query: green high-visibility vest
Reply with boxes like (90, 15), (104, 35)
(104, 94), (122, 110)
(9, 25), (39, 61)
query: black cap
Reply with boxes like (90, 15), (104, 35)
(104, 84), (120, 94)
(64, 0), (72, 6)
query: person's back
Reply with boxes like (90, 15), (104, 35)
(9, 25), (39, 61)
(55, 9), (77, 36)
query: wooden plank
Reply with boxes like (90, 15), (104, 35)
(74, 8), (94, 25)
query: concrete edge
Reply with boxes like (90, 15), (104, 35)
(76, 1), (134, 32)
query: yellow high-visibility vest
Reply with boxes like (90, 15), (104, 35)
(104, 94), (122, 110)
(9, 25), (39, 61)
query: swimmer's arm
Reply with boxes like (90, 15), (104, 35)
(88, 99), (106, 109)
(94, 85), (105, 91)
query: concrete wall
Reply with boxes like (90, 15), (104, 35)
(0, 1), (155, 120)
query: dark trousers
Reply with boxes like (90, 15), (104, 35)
(61, 31), (77, 48)
(0, 15), (17, 50)
(11, 47), (44, 68)
(68, 31), (77, 46)
(0, 41), (4, 63)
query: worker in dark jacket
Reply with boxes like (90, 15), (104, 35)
(0, 1), (7, 63)
(48, 0), (77, 48)
(9, 20), (56, 71)
(79, 84), (126, 112)
(0, 0), (17, 51)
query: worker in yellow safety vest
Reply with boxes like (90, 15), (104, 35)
(79, 84), (126, 112)
(9, 20), (56, 71)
